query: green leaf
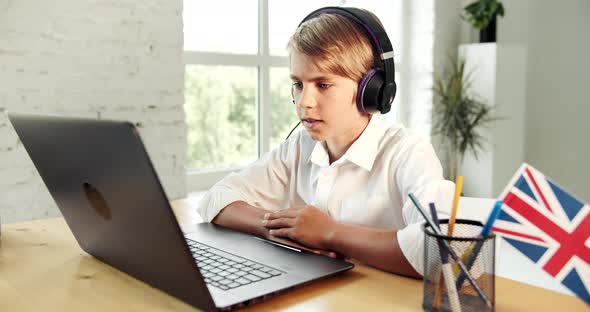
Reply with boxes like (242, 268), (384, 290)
(462, 0), (505, 29)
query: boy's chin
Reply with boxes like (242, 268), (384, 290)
(306, 130), (325, 142)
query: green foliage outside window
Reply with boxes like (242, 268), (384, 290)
(184, 65), (298, 170)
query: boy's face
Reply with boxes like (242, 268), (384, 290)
(289, 51), (369, 146)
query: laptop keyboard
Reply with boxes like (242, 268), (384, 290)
(186, 239), (284, 291)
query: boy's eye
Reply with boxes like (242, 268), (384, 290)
(292, 82), (303, 90)
(318, 82), (331, 89)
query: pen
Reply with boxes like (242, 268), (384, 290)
(455, 200), (503, 289)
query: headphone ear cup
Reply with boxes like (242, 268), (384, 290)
(358, 70), (385, 114)
(380, 81), (397, 114)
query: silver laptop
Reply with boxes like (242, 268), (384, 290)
(8, 113), (354, 311)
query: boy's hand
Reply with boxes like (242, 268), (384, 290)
(264, 234), (340, 258)
(261, 205), (338, 252)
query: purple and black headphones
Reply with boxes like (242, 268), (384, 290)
(298, 6), (397, 114)
(285, 6), (397, 140)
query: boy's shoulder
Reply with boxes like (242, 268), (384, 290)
(380, 123), (430, 150)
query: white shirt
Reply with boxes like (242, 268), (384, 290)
(197, 116), (454, 275)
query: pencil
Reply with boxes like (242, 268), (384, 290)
(435, 175), (463, 309)
(448, 175), (464, 235)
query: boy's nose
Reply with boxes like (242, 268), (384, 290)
(295, 88), (317, 108)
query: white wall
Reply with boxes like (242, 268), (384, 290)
(481, 0), (590, 199)
(0, 0), (187, 223)
(514, 0), (590, 200)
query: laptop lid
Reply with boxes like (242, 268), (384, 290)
(8, 113), (217, 311)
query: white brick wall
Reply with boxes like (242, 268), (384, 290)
(0, 0), (186, 223)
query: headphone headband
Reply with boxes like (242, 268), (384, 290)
(299, 7), (395, 88)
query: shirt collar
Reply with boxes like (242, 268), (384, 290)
(309, 116), (389, 171)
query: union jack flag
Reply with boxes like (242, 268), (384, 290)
(492, 163), (590, 305)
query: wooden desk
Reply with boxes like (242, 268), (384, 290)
(0, 199), (585, 311)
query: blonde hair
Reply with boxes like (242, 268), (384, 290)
(287, 13), (375, 83)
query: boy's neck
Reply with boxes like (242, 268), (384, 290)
(326, 115), (371, 164)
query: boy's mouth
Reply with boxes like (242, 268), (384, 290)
(301, 118), (323, 128)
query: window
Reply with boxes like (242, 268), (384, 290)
(183, 0), (403, 190)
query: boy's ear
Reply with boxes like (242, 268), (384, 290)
(350, 88), (357, 106)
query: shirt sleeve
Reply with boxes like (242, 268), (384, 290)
(196, 133), (296, 222)
(393, 136), (455, 275)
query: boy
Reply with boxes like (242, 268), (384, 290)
(198, 7), (453, 278)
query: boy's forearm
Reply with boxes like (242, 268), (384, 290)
(325, 223), (421, 278)
(213, 202), (421, 278)
(211, 201), (271, 238)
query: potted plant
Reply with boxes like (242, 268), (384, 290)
(432, 57), (499, 181)
(462, 0), (505, 43)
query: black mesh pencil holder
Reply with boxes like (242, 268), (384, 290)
(422, 219), (496, 312)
